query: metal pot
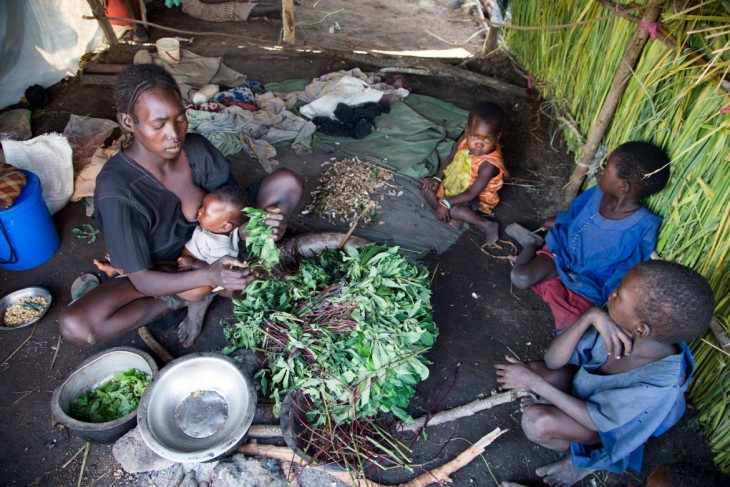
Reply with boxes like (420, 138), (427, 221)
(137, 352), (256, 463)
(51, 347), (158, 444)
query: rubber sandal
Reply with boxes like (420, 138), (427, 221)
(71, 273), (100, 302)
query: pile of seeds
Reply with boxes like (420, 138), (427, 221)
(3, 297), (48, 327)
(303, 157), (393, 224)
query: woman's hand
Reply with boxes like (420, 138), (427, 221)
(422, 177), (440, 192)
(495, 356), (542, 392)
(436, 205), (450, 222)
(585, 308), (633, 358)
(264, 207), (287, 241)
(207, 256), (254, 290)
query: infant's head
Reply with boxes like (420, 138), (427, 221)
(608, 260), (714, 343)
(197, 185), (249, 235)
(464, 101), (505, 156)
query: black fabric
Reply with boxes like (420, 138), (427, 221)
(24, 84), (50, 109)
(313, 101), (390, 139)
(94, 133), (234, 273)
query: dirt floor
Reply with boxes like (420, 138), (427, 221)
(0, 1), (718, 486)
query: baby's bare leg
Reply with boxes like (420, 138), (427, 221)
(422, 185), (440, 209)
(449, 205), (498, 245)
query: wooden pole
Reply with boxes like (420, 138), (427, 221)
(561, 1), (664, 208)
(85, 0), (119, 46)
(282, 0), (296, 46)
(597, 0), (730, 92)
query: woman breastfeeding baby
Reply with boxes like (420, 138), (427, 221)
(59, 64), (303, 348)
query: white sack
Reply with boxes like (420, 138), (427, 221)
(300, 76), (384, 120)
(1, 134), (74, 215)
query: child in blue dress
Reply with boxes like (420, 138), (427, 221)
(496, 260), (715, 486)
(507, 142), (670, 330)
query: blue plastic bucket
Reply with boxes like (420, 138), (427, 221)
(0, 170), (60, 271)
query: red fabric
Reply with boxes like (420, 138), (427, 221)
(531, 246), (593, 331)
(106, 0), (141, 27)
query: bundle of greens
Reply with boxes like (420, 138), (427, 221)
(70, 368), (151, 423)
(225, 243), (437, 425)
(242, 207), (280, 270)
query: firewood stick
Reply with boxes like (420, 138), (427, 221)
(138, 326), (174, 364)
(247, 424), (284, 438)
(402, 428), (507, 487)
(400, 389), (529, 432)
(338, 201), (376, 249)
(239, 427), (507, 486)
(238, 443), (380, 486)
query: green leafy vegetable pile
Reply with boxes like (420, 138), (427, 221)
(242, 207), (281, 270)
(70, 368), (151, 423)
(224, 243), (437, 425)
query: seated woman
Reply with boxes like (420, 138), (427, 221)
(59, 63), (303, 347)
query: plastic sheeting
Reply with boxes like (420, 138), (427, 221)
(0, 0), (103, 109)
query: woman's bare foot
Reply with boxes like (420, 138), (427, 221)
(535, 457), (594, 487)
(506, 223), (544, 249)
(178, 294), (215, 348)
(475, 219), (499, 246)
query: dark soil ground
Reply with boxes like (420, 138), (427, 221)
(0, 1), (716, 486)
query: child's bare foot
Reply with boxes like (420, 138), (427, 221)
(506, 223), (545, 248)
(177, 294), (215, 348)
(448, 219), (466, 230)
(519, 394), (548, 411)
(535, 457), (594, 487)
(475, 219), (499, 246)
(177, 256), (194, 271)
(93, 254), (125, 278)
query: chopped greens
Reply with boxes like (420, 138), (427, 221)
(225, 243), (437, 425)
(242, 207), (281, 270)
(70, 368), (151, 423)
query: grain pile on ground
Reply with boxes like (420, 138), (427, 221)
(303, 157), (394, 224)
(3, 297), (47, 326)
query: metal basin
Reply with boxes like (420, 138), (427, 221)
(51, 347), (158, 443)
(0, 286), (52, 330)
(137, 353), (256, 463)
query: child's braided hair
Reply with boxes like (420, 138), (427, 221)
(115, 64), (180, 122)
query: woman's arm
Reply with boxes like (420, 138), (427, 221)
(128, 256), (253, 296)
